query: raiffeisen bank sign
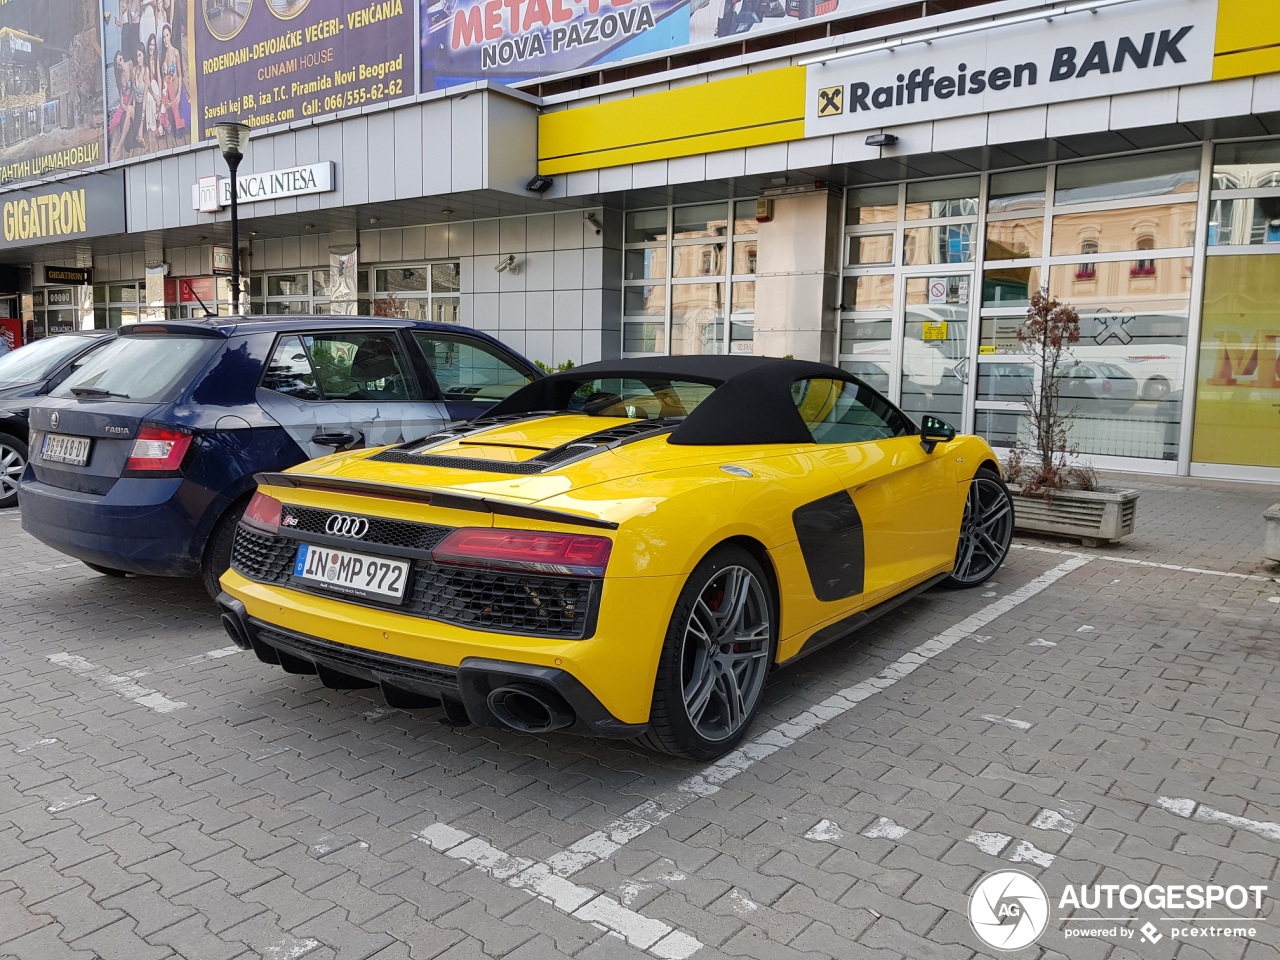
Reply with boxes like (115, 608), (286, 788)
(804, 0), (1215, 135)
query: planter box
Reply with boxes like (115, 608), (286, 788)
(1009, 484), (1140, 547)
(1265, 504), (1280, 562)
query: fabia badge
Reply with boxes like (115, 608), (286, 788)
(969, 870), (1050, 951)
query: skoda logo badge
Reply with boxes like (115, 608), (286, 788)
(324, 514), (370, 539)
(50, 412), (59, 430)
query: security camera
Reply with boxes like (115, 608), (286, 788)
(494, 254), (518, 275)
(584, 212), (603, 235)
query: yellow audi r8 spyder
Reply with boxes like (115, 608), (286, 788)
(218, 356), (1014, 760)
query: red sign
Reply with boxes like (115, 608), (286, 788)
(0, 317), (22, 351)
(173, 277), (217, 304)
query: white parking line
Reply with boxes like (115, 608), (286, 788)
(46, 652), (188, 713)
(1158, 796), (1280, 843)
(1012, 543), (1279, 582)
(542, 556), (1090, 881)
(418, 825), (702, 959)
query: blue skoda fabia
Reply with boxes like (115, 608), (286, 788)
(20, 317), (539, 597)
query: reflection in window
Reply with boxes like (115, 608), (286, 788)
(1076, 240), (1098, 280)
(1131, 237), (1156, 276)
(1055, 148), (1199, 205)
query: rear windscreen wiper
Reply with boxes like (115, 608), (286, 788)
(69, 386), (131, 398)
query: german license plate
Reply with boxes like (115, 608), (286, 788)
(293, 543), (410, 603)
(41, 433), (91, 466)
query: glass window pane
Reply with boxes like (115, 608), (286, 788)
(433, 297), (460, 325)
(624, 285), (666, 316)
(903, 225), (976, 265)
(902, 299), (968, 423)
(905, 275), (970, 308)
(109, 284), (137, 302)
(905, 177), (979, 219)
(626, 209), (668, 243)
(412, 331), (534, 402)
(1050, 203), (1196, 256)
(263, 334), (320, 399)
(670, 283), (724, 355)
(982, 266), (1041, 308)
(989, 168), (1046, 213)
(672, 242), (725, 278)
(375, 267), (429, 293)
(431, 263), (461, 292)
(841, 274), (894, 312)
(673, 203), (729, 240)
(304, 332), (417, 401)
(846, 184), (898, 225)
(986, 218), (1043, 260)
(267, 274), (309, 297)
(623, 320), (666, 354)
(849, 234), (895, 266)
(1055, 148), (1200, 205)
(979, 315), (1027, 354)
(733, 200), (760, 236)
(792, 378), (909, 443)
(1207, 197), (1280, 245)
(839, 318), (893, 396)
(1212, 139), (1280, 190)
(731, 281), (755, 314)
(625, 248), (667, 281)
(974, 409), (1024, 449)
(262, 300), (310, 315)
(312, 270), (332, 298)
(732, 241), (757, 275)
(976, 362), (1033, 402)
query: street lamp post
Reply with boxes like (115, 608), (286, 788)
(214, 122), (251, 315)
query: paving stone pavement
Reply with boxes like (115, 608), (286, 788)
(0, 474), (1278, 960)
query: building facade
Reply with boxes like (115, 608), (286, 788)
(1, 0), (1278, 481)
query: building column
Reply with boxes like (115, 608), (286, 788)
(752, 189), (842, 363)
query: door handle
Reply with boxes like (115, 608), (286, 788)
(311, 432), (358, 448)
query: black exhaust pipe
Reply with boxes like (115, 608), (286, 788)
(221, 613), (251, 650)
(486, 684), (575, 734)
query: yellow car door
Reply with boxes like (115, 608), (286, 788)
(792, 377), (958, 603)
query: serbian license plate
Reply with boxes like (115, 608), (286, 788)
(41, 433), (91, 466)
(293, 543), (410, 603)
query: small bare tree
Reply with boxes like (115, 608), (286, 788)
(1005, 288), (1097, 496)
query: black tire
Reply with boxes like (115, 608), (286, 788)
(201, 499), (248, 600)
(941, 466), (1015, 589)
(1143, 377), (1171, 401)
(637, 545), (777, 761)
(83, 562), (129, 577)
(0, 433), (27, 509)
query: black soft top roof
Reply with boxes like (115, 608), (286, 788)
(485, 355), (862, 445)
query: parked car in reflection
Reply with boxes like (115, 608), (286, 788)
(0, 331), (115, 508)
(19, 317), (539, 597)
(1058, 361), (1139, 411)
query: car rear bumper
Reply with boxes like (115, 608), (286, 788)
(18, 475), (204, 576)
(217, 590), (647, 738)
(218, 565), (685, 728)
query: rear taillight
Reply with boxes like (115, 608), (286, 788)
(433, 528), (612, 578)
(242, 492), (283, 534)
(124, 426), (192, 474)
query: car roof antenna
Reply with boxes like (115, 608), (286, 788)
(182, 280), (216, 318)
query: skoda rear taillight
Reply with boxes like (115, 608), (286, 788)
(433, 528), (612, 577)
(242, 491), (283, 534)
(124, 426), (192, 475)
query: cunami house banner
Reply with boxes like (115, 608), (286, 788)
(0, 0), (105, 182)
(195, 0), (415, 142)
(805, 0), (1218, 136)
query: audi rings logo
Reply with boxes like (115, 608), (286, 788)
(969, 870), (1050, 951)
(324, 514), (370, 539)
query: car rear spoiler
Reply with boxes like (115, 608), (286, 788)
(254, 472), (620, 531)
(118, 322), (231, 337)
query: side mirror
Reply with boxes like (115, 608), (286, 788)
(919, 415), (956, 453)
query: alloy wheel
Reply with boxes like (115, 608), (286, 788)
(679, 565), (772, 743)
(952, 475), (1014, 585)
(0, 440), (25, 504)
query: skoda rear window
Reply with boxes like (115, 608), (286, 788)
(52, 336), (219, 403)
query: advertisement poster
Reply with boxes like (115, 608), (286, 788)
(421, 0), (880, 91)
(102, 1), (199, 162)
(0, 0), (105, 182)
(1192, 255), (1280, 468)
(196, 0), (415, 143)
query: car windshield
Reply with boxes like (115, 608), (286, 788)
(52, 335), (219, 403)
(567, 378), (716, 419)
(0, 335), (100, 388)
